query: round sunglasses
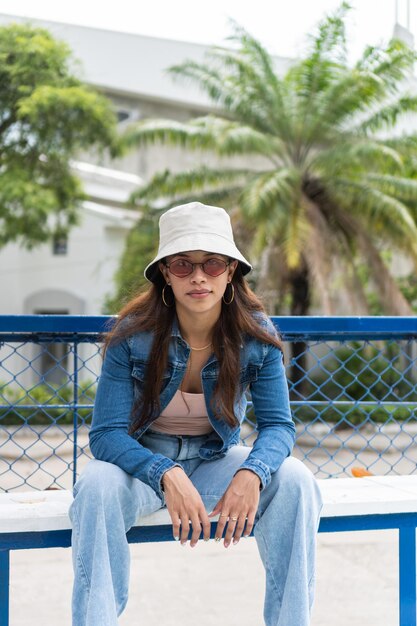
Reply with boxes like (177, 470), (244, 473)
(165, 258), (230, 278)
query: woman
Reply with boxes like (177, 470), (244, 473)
(70, 201), (322, 626)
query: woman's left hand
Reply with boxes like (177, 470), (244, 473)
(208, 469), (261, 547)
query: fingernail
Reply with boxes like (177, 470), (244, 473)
(224, 542), (229, 548)
(233, 539), (238, 545)
(243, 534), (249, 539)
(181, 542), (187, 547)
(174, 536), (180, 542)
(204, 537), (210, 542)
(214, 537), (221, 543)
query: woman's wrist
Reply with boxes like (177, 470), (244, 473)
(161, 466), (184, 491)
(234, 468), (262, 489)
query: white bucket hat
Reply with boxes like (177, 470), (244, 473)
(144, 201), (252, 282)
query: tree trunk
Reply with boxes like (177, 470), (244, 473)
(289, 265), (311, 400)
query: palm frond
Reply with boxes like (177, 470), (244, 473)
(168, 60), (233, 108)
(330, 178), (417, 258)
(205, 48), (279, 125)
(122, 116), (285, 161)
(222, 20), (292, 135)
(281, 202), (308, 270)
(306, 68), (387, 136)
(250, 201), (307, 273)
(169, 36), (295, 139)
(291, 2), (350, 105)
(356, 39), (416, 94)
(311, 139), (403, 175)
(225, 19), (282, 87)
(145, 188), (242, 213)
(251, 221), (268, 257)
(384, 135), (417, 154)
(169, 58), (274, 133)
(239, 168), (300, 221)
(130, 166), (249, 204)
(310, 2), (350, 59)
(355, 96), (417, 134)
(121, 119), (216, 151)
(191, 117), (285, 159)
(365, 173), (417, 202)
(297, 37), (416, 147)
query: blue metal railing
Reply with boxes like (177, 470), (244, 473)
(1, 315), (417, 491)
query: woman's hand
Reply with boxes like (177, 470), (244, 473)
(162, 466), (211, 547)
(209, 469), (261, 547)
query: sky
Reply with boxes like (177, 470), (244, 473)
(0, 0), (414, 62)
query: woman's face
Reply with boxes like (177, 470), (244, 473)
(159, 250), (237, 317)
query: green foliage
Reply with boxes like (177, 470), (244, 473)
(121, 3), (417, 316)
(293, 402), (414, 426)
(103, 210), (160, 313)
(0, 379), (96, 424)
(0, 23), (119, 249)
(294, 342), (417, 424)
(397, 273), (417, 313)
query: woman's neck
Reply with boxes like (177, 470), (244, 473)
(176, 307), (219, 346)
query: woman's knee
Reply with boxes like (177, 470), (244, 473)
(74, 459), (132, 501)
(70, 460), (141, 532)
(262, 456), (322, 509)
(72, 459), (163, 526)
(276, 456), (317, 489)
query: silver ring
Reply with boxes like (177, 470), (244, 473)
(230, 516), (238, 521)
(220, 514), (229, 518)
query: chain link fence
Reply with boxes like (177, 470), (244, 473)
(1, 316), (417, 492)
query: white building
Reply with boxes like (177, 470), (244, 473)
(1, 199), (138, 316)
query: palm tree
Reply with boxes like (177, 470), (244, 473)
(123, 3), (417, 323)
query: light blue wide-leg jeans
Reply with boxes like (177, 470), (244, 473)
(70, 431), (322, 626)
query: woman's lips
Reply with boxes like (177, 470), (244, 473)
(187, 290), (211, 298)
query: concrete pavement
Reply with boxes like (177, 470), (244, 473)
(9, 529), (398, 626)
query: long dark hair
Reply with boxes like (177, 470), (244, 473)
(105, 265), (283, 434)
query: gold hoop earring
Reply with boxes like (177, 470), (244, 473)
(162, 284), (174, 307)
(222, 282), (235, 305)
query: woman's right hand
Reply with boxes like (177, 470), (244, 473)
(162, 466), (211, 547)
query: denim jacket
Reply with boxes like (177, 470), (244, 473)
(89, 316), (296, 498)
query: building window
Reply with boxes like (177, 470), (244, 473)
(53, 233), (68, 255)
(117, 110), (130, 123)
(115, 108), (140, 125)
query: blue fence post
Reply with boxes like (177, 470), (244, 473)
(0, 550), (9, 626)
(399, 524), (417, 626)
(72, 342), (79, 487)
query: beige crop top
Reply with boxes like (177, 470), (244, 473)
(150, 390), (213, 435)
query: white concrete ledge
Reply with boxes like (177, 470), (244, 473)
(1, 476), (417, 534)
(318, 476), (417, 517)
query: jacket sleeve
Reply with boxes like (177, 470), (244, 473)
(237, 343), (296, 489)
(89, 337), (180, 498)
